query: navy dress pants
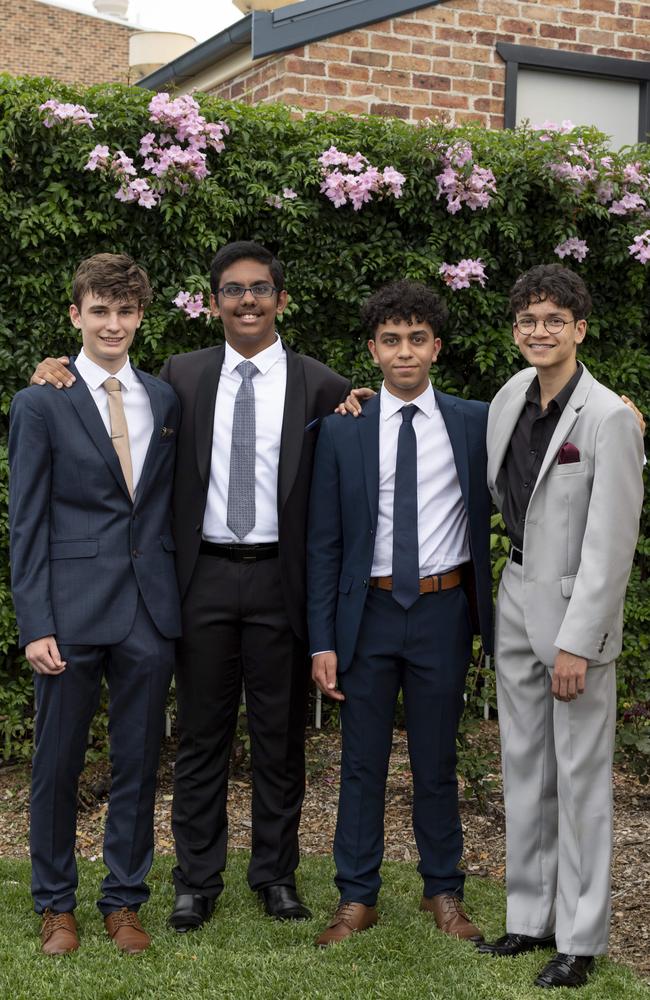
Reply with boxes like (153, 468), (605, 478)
(30, 599), (174, 915)
(334, 586), (472, 905)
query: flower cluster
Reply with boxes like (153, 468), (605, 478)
(173, 290), (210, 318)
(434, 140), (496, 214)
(266, 187), (298, 209)
(628, 231), (650, 264)
(533, 119), (574, 142)
(39, 99), (97, 128)
(554, 237), (589, 262)
(318, 147), (405, 210)
(439, 258), (487, 290)
(547, 138), (599, 189)
(80, 92), (229, 208)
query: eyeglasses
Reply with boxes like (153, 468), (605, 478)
(218, 282), (279, 299)
(514, 317), (577, 336)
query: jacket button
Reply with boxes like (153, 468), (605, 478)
(195, 524), (202, 532)
(132, 549), (141, 558)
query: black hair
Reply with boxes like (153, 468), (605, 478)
(509, 263), (592, 319)
(210, 241), (284, 294)
(360, 279), (449, 336)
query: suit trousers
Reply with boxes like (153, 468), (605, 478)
(30, 598), (174, 915)
(334, 586), (472, 906)
(172, 552), (309, 896)
(495, 560), (616, 955)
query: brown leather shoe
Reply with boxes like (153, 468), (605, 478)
(315, 902), (378, 947)
(104, 907), (151, 954)
(420, 894), (483, 941)
(41, 910), (79, 955)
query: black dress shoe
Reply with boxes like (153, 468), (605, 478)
(168, 893), (215, 932)
(534, 953), (595, 988)
(259, 885), (311, 921)
(477, 931), (556, 956)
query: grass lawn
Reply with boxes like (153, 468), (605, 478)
(0, 853), (647, 1000)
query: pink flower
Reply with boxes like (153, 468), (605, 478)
(318, 146), (350, 168)
(439, 259), (487, 290)
(609, 192), (646, 215)
(318, 148), (405, 209)
(554, 237), (589, 262)
(173, 290), (210, 318)
(628, 231), (650, 264)
(112, 150), (137, 177)
(266, 194), (283, 209)
(282, 187), (298, 199)
(39, 99), (97, 128)
(84, 144), (110, 171)
(382, 166), (405, 197)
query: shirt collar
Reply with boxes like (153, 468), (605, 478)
(380, 381), (435, 420)
(224, 333), (284, 375)
(76, 348), (135, 391)
(526, 361), (583, 413)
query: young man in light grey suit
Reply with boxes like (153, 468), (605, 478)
(478, 265), (644, 988)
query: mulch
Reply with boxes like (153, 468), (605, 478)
(0, 720), (647, 978)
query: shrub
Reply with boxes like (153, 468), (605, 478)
(0, 74), (647, 760)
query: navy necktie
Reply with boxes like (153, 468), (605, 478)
(391, 404), (420, 609)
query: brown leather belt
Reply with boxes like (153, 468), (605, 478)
(369, 567), (463, 595)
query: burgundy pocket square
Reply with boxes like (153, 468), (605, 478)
(558, 442), (580, 464)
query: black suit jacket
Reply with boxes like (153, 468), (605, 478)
(159, 342), (350, 639)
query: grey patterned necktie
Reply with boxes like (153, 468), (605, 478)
(227, 360), (259, 540)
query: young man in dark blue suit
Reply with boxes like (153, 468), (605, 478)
(307, 280), (493, 946)
(9, 254), (181, 955)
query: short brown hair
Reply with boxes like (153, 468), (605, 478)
(72, 253), (153, 310)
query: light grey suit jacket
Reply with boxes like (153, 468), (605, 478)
(487, 364), (644, 667)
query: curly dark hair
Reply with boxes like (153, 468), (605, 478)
(509, 264), (592, 319)
(210, 241), (284, 294)
(361, 280), (449, 336)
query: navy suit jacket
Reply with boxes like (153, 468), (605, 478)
(307, 390), (493, 672)
(9, 362), (182, 648)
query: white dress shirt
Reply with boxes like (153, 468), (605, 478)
(75, 347), (153, 495)
(202, 334), (287, 543)
(371, 382), (470, 577)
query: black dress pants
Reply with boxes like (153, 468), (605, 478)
(172, 552), (309, 896)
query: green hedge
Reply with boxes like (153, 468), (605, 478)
(0, 74), (647, 762)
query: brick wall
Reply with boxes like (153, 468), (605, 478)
(0, 0), (133, 85)
(212, 0), (650, 128)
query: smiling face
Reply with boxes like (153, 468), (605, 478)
(210, 258), (288, 358)
(513, 297), (586, 382)
(368, 318), (442, 401)
(69, 293), (143, 373)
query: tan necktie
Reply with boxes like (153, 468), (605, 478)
(103, 377), (134, 499)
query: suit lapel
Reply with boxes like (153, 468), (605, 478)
(436, 391), (470, 506)
(278, 344), (306, 513)
(487, 373), (535, 486)
(357, 393), (380, 527)
(194, 346), (224, 489)
(64, 362), (131, 499)
(133, 369), (165, 506)
(530, 365), (594, 500)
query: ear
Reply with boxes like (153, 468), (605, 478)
(136, 305), (144, 328)
(368, 339), (380, 365)
(574, 318), (587, 344)
(430, 337), (442, 364)
(69, 304), (82, 330)
(276, 289), (288, 316)
(210, 293), (219, 318)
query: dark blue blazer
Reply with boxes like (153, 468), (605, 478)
(307, 390), (493, 672)
(9, 362), (182, 648)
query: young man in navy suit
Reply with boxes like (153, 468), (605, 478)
(307, 280), (493, 946)
(9, 254), (181, 955)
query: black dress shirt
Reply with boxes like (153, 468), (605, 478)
(500, 363), (583, 550)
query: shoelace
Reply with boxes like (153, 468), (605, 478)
(109, 907), (140, 929)
(41, 911), (73, 940)
(333, 902), (363, 928)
